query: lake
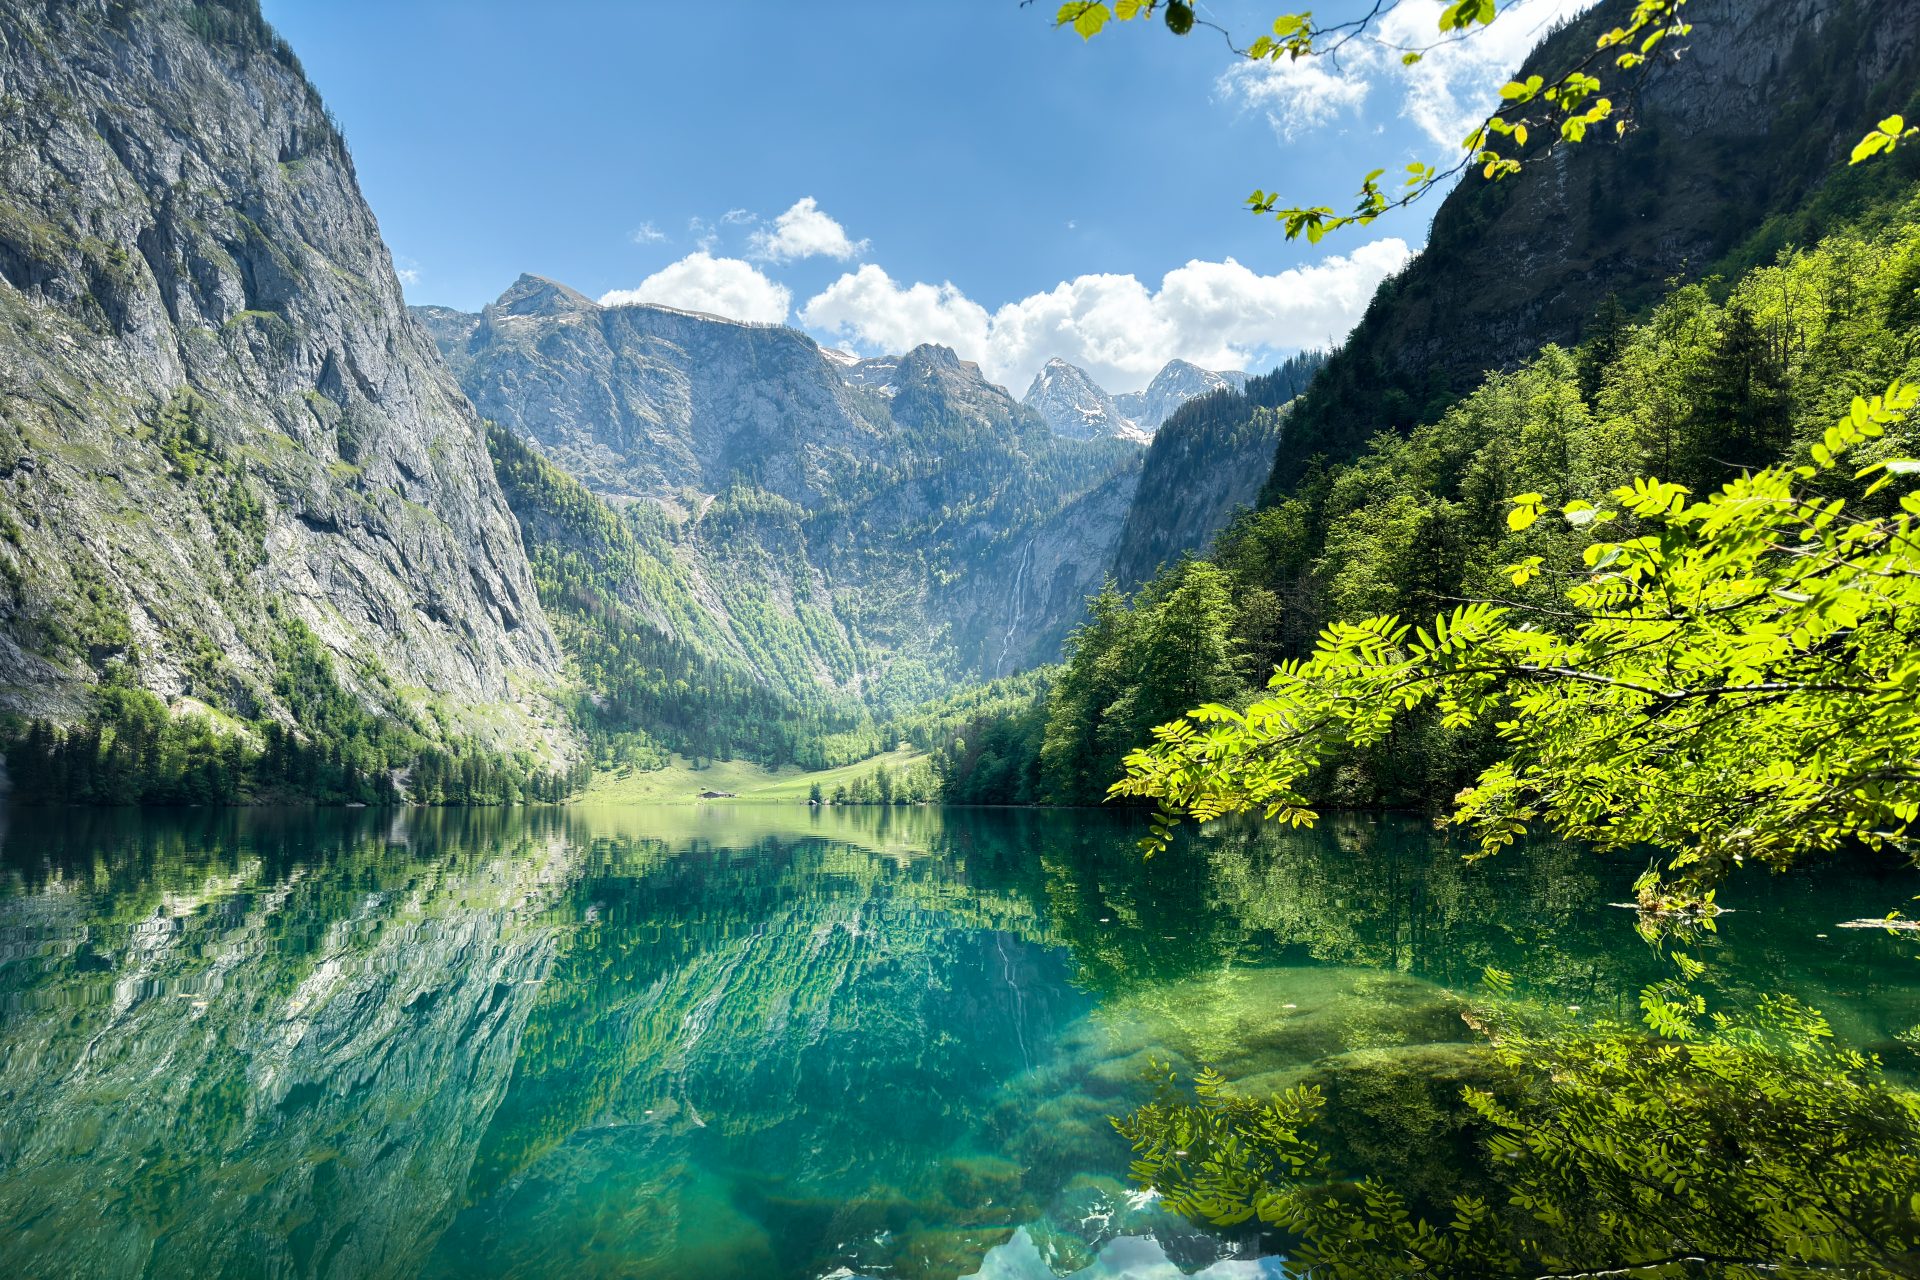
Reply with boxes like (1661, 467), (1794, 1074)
(0, 804), (1914, 1279)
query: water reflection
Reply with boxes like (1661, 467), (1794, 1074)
(0, 805), (1913, 1279)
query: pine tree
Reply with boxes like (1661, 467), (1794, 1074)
(1577, 293), (1628, 403)
(1679, 302), (1792, 489)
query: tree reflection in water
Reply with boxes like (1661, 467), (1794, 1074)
(1116, 958), (1920, 1279)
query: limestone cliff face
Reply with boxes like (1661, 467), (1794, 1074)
(959, 457), (1142, 677)
(0, 0), (564, 750)
(419, 277), (894, 505)
(425, 284), (1141, 700)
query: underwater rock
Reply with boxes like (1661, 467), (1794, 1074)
(1064, 964), (1472, 1087)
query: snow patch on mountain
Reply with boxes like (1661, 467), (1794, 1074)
(1020, 357), (1248, 442)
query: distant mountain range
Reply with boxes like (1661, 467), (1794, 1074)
(1021, 357), (1249, 443)
(418, 280), (1135, 714)
(414, 279), (1281, 723)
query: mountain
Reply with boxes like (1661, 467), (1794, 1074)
(1110, 351), (1326, 589)
(1262, 0), (1920, 497)
(0, 0), (567, 764)
(933, 0), (1920, 809)
(1022, 357), (1249, 442)
(1113, 360), (1251, 438)
(420, 284), (1143, 750)
(1022, 358), (1144, 442)
(417, 277), (892, 505)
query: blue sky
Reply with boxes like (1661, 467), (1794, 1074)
(261, 0), (1588, 392)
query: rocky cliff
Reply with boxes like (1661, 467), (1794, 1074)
(1109, 350), (1324, 589)
(423, 283), (1142, 706)
(1021, 356), (1249, 443)
(418, 276), (894, 505)
(1264, 0), (1920, 495)
(0, 0), (565, 755)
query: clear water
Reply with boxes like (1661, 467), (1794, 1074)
(0, 804), (1914, 1279)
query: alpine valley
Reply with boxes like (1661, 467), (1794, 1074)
(7, 2), (1920, 1279)
(0, 0), (1287, 798)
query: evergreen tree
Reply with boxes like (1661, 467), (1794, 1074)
(1576, 293), (1628, 403)
(1678, 302), (1793, 489)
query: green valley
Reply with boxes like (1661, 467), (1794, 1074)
(4, 1), (1920, 1277)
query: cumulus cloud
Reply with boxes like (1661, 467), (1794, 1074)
(394, 256), (421, 287)
(628, 221), (668, 245)
(1221, 0), (1594, 148)
(600, 251), (791, 324)
(749, 197), (869, 263)
(800, 238), (1412, 392)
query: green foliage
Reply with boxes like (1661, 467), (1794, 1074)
(929, 203), (1910, 833)
(4, 621), (586, 807)
(824, 758), (940, 806)
(484, 402), (1132, 778)
(1853, 113), (1920, 164)
(1115, 380), (1920, 903)
(930, 558), (1250, 807)
(485, 422), (880, 771)
(1115, 981), (1920, 1277)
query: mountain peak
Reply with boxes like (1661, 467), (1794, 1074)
(1115, 360), (1249, 436)
(900, 342), (965, 370)
(489, 274), (599, 318)
(1022, 359), (1137, 443)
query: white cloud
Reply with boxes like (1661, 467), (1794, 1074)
(600, 251), (791, 324)
(394, 257), (421, 287)
(1220, 56), (1371, 141)
(801, 266), (992, 357)
(748, 197), (869, 263)
(1221, 0), (1594, 148)
(800, 238), (1412, 393)
(629, 221), (668, 245)
(721, 208), (757, 225)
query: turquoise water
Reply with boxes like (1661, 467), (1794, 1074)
(0, 804), (1914, 1279)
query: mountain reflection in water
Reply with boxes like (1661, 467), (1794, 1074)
(0, 804), (1913, 1279)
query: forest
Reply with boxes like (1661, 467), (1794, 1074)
(934, 189), (1920, 815)
(3, 616), (588, 806)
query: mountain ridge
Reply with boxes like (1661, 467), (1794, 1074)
(0, 0), (569, 768)
(419, 280), (1149, 736)
(1021, 355), (1249, 443)
(1261, 0), (1920, 499)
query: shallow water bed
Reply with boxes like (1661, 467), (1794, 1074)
(0, 805), (1913, 1279)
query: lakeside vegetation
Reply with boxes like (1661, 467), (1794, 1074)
(579, 747), (934, 806)
(935, 191), (1920, 825)
(3, 618), (587, 806)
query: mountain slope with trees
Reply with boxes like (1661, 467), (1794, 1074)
(422, 282), (1226, 744)
(0, 0), (579, 802)
(1261, 0), (1920, 497)
(937, 202), (1920, 809)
